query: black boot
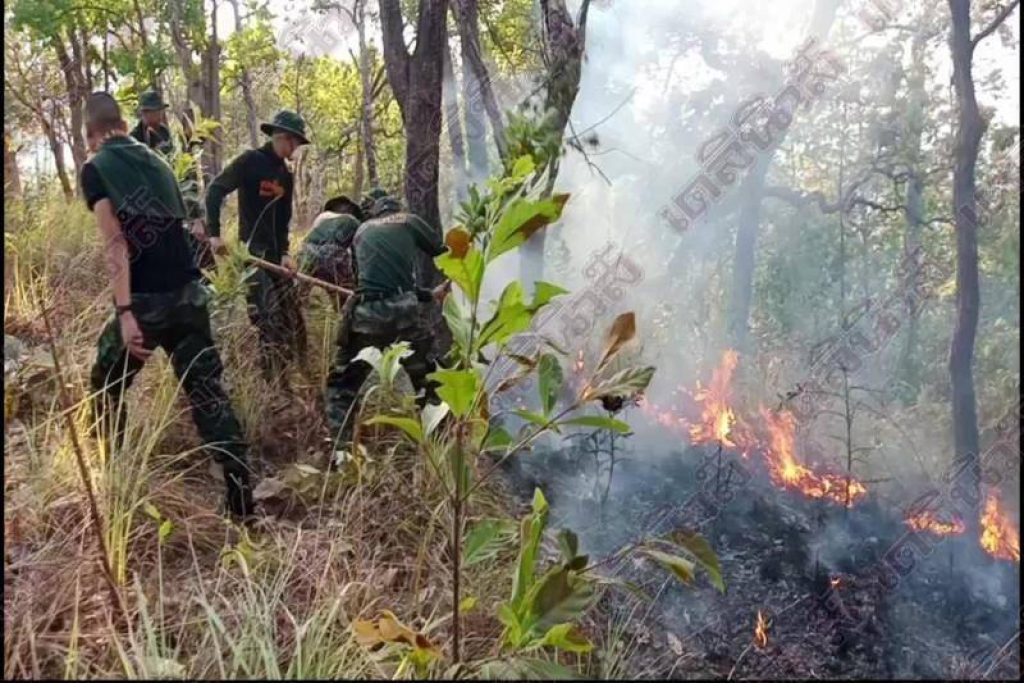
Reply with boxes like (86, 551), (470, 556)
(223, 464), (255, 521)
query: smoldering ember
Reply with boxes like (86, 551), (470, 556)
(3, 0), (1019, 681)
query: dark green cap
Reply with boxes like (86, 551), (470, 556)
(260, 110), (310, 145)
(138, 90), (169, 111)
(323, 195), (364, 221)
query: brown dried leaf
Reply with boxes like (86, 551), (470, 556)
(595, 312), (636, 375)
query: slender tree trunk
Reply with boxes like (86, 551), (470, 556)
(444, 42), (469, 202)
(899, 30), (929, 395)
(42, 118), (73, 199)
(4, 128), (22, 199)
(520, 0), (592, 290)
(229, 0), (259, 147)
(727, 0), (841, 350)
(356, 0), (379, 187)
(53, 33), (88, 180)
(452, 0), (506, 164)
(947, 0), (985, 541)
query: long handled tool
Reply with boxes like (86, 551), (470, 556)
(246, 254), (354, 297)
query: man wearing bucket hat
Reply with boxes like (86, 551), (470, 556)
(202, 110), (310, 382)
(130, 90), (175, 157)
(296, 194), (364, 311)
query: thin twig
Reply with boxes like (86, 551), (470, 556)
(40, 304), (128, 626)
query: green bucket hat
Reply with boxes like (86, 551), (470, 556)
(323, 195), (364, 221)
(138, 90), (169, 111)
(359, 186), (390, 213)
(261, 110), (310, 145)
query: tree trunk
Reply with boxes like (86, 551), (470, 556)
(4, 128), (22, 199)
(727, 0), (841, 351)
(947, 0), (985, 541)
(204, 0), (223, 176)
(42, 117), (73, 200)
(898, 30), (929, 396)
(444, 41), (469, 202)
(520, 0), (591, 289)
(52, 33), (88, 180)
(356, 0), (379, 187)
(229, 0), (259, 148)
(379, 0), (448, 236)
(452, 0), (506, 165)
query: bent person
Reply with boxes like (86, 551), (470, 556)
(82, 92), (253, 519)
(325, 191), (448, 446)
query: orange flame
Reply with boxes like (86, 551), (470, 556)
(688, 350), (751, 449)
(905, 510), (966, 536)
(830, 576), (842, 589)
(981, 492), (1020, 562)
(760, 407), (867, 507)
(754, 610), (770, 649)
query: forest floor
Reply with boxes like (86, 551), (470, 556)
(4, 193), (1020, 680)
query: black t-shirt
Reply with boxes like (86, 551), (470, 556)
(81, 163), (199, 294)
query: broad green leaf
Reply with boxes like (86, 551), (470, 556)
(443, 295), (472, 356)
(379, 342), (414, 388)
(364, 416), (424, 444)
(490, 194), (571, 262)
(511, 155), (536, 181)
(464, 518), (518, 567)
(527, 567), (598, 633)
(639, 548), (696, 586)
(536, 623), (594, 653)
(482, 426), (513, 453)
(428, 368), (481, 417)
(538, 354), (563, 416)
(557, 529), (579, 564)
(562, 415), (634, 434)
(669, 532), (725, 593)
(514, 409), (557, 432)
(478, 282), (533, 349)
(436, 246), (485, 303)
(511, 488), (549, 609)
(530, 281), (569, 309)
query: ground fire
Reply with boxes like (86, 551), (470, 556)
(905, 510), (967, 536)
(754, 610), (770, 649)
(981, 491), (1021, 563)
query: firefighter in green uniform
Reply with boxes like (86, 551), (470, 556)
(130, 90), (175, 156)
(82, 92), (253, 519)
(202, 110), (309, 382)
(296, 194), (363, 311)
(131, 89), (213, 273)
(324, 190), (449, 443)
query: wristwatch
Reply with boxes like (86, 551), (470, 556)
(115, 302), (133, 316)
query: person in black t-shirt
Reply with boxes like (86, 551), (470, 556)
(129, 90), (175, 156)
(83, 91), (255, 521)
(201, 110), (310, 383)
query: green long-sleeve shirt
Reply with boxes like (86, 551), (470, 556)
(205, 142), (294, 263)
(353, 211), (444, 297)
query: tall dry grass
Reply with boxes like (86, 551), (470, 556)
(5, 190), (648, 679)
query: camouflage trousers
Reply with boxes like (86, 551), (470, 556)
(325, 293), (438, 441)
(90, 281), (247, 469)
(246, 267), (307, 380)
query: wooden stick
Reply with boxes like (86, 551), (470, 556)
(246, 255), (354, 297)
(40, 305), (128, 625)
